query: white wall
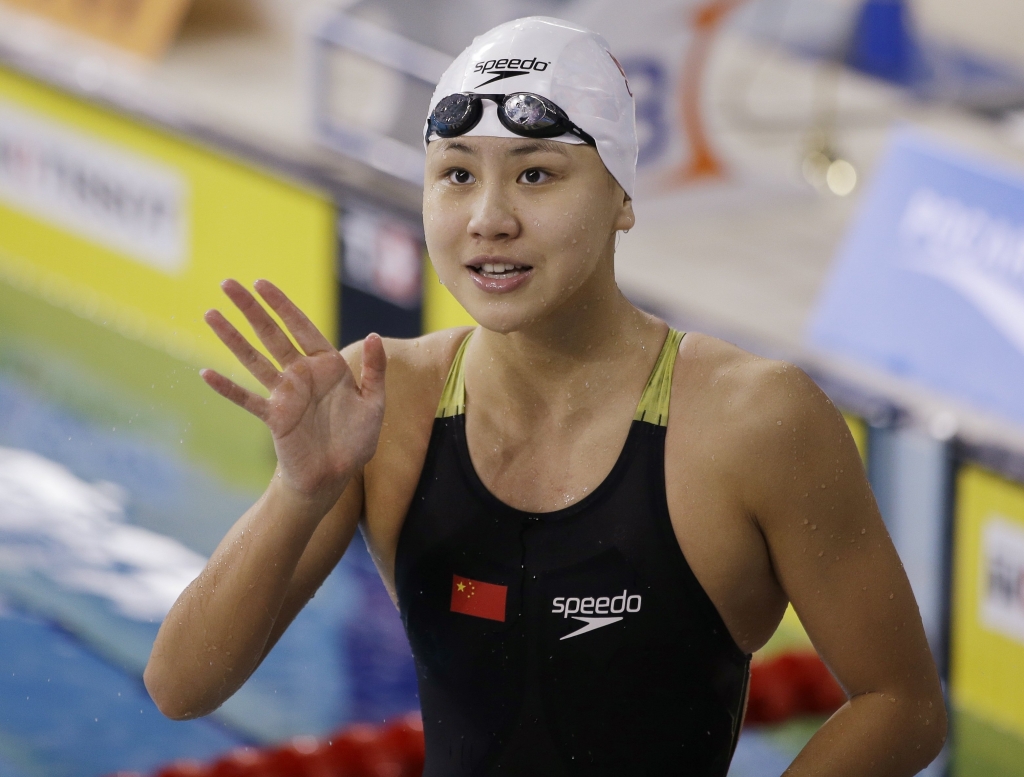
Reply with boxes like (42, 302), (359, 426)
(914, 0), (1024, 67)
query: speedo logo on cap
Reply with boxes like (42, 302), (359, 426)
(551, 590), (641, 640)
(473, 56), (549, 87)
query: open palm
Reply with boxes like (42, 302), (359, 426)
(201, 279), (386, 501)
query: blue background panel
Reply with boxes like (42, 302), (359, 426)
(808, 128), (1024, 427)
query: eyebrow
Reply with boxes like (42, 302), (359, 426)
(434, 139), (570, 157)
(507, 140), (570, 157)
(437, 140), (476, 154)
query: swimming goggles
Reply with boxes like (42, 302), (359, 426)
(425, 92), (596, 146)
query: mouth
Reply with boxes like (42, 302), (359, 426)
(467, 260), (533, 279)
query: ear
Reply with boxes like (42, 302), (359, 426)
(614, 192), (635, 232)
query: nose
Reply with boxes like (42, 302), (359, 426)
(467, 180), (520, 242)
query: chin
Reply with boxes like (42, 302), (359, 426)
(464, 307), (535, 335)
(459, 295), (548, 335)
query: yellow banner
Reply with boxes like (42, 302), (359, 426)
(422, 257), (475, 333)
(0, 66), (336, 386)
(0, 66), (335, 490)
(843, 412), (868, 464)
(952, 464), (1024, 741)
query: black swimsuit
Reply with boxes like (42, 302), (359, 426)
(395, 329), (750, 776)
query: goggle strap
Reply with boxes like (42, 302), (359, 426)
(426, 93), (596, 147)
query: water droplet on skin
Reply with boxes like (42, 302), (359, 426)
(861, 528), (866, 534)
(889, 593), (894, 599)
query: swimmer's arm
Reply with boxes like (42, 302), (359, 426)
(744, 366), (946, 777)
(145, 280), (385, 719)
(144, 471), (364, 720)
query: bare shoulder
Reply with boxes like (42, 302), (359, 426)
(341, 327), (474, 400)
(672, 332), (853, 491)
(675, 331), (813, 393)
(675, 331), (837, 432)
(348, 328), (475, 481)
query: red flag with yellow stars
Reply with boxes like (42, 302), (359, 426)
(450, 574), (507, 622)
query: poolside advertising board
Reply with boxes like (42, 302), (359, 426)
(951, 465), (1024, 776)
(0, 66), (335, 491)
(808, 128), (1024, 429)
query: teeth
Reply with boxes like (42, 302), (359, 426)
(479, 262), (521, 274)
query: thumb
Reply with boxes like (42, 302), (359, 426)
(359, 333), (387, 401)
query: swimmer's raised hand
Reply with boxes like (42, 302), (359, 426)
(201, 278), (386, 505)
(146, 279), (383, 720)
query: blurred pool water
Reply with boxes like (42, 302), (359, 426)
(0, 372), (419, 774)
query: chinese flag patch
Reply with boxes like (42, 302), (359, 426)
(450, 574), (507, 622)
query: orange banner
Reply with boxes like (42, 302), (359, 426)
(2, 0), (193, 58)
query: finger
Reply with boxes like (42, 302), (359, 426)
(200, 368), (269, 420)
(253, 279), (335, 356)
(204, 309), (281, 390)
(220, 279), (302, 368)
(359, 333), (387, 402)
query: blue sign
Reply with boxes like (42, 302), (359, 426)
(808, 128), (1024, 427)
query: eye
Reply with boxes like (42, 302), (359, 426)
(446, 168), (474, 184)
(518, 168), (551, 185)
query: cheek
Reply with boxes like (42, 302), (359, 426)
(537, 196), (607, 262)
(423, 191), (465, 260)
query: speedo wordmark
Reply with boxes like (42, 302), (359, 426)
(552, 590), (642, 640)
(473, 56), (550, 87)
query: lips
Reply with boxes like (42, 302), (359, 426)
(466, 258), (534, 294)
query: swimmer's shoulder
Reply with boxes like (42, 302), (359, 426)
(673, 331), (837, 447)
(342, 327), (475, 419)
(674, 331), (775, 400)
(672, 331), (851, 496)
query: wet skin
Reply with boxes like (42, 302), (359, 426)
(145, 137), (946, 776)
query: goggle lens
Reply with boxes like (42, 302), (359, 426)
(502, 94), (557, 132)
(430, 93), (480, 137)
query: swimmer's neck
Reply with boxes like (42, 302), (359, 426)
(468, 270), (667, 415)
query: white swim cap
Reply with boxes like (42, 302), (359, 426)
(425, 16), (638, 198)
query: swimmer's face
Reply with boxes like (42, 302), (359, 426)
(423, 135), (634, 333)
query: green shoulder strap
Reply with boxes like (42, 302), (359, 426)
(435, 330), (474, 418)
(634, 329), (686, 427)
(435, 327), (684, 424)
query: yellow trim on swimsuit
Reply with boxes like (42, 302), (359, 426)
(435, 330), (474, 418)
(634, 328), (685, 427)
(434, 327), (685, 425)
